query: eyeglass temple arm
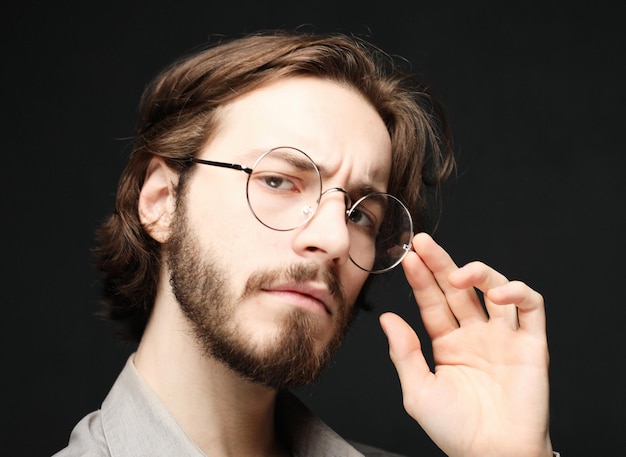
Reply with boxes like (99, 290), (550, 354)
(190, 158), (253, 174)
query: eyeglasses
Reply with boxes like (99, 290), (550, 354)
(191, 146), (413, 274)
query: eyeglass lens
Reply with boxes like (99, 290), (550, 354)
(246, 147), (413, 273)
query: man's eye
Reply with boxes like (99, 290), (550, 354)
(261, 174), (296, 191)
(349, 208), (375, 229)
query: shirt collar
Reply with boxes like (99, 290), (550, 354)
(101, 355), (364, 457)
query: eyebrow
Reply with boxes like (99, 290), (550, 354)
(315, 163), (387, 198)
(273, 149), (319, 172)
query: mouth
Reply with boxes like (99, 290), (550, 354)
(262, 282), (333, 315)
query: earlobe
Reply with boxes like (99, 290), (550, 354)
(138, 157), (179, 243)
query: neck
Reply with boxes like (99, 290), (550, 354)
(134, 288), (289, 457)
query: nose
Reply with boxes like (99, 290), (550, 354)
(291, 188), (351, 268)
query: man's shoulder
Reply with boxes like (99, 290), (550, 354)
(52, 410), (110, 457)
(349, 441), (408, 457)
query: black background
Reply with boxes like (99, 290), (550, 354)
(2, 1), (625, 456)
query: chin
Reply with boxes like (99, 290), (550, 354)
(209, 308), (345, 390)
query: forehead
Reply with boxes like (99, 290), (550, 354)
(202, 76), (392, 191)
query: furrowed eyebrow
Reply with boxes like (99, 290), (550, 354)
(270, 150), (318, 172)
(356, 183), (385, 198)
(316, 163), (386, 198)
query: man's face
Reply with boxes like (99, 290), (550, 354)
(166, 76), (392, 388)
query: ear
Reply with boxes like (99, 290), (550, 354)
(138, 156), (179, 243)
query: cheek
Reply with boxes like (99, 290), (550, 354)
(189, 181), (257, 240)
(340, 269), (370, 307)
(189, 190), (287, 268)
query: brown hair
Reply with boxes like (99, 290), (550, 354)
(94, 30), (455, 340)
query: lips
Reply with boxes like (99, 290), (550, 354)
(262, 282), (333, 315)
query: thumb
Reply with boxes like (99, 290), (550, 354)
(379, 312), (432, 396)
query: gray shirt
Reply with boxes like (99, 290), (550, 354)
(53, 355), (405, 457)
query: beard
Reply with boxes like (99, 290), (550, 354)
(164, 203), (359, 390)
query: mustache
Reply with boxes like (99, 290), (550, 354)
(241, 262), (346, 309)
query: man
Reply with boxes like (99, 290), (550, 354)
(54, 30), (556, 457)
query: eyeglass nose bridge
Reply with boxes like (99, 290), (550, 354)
(300, 187), (351, 225)
(299, 187), (352, 227)
(319, 187), (352, 213)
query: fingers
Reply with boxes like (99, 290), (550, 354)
(449, 261), (519, 329)
(401, 247), (459, 338)
(404, 233), (546, 335)
(402, 233), (486, 339)
(486, 280), (547, 335)
(449, 261), (546, 333)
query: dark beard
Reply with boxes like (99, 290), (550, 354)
(165, 204), (358, 390)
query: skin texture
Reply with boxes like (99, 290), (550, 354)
(134, 76), (553, 457)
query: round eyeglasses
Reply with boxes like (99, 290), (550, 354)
(191, 147), (414, 274)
